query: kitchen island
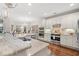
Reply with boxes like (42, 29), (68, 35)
(0, 33), (31, 56)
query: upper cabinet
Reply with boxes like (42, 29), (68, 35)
(0, 17), (3, 33)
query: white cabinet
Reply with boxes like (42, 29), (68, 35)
(44, 33), (51, 41)
(61, 35), (73, 46)
(72, 36), (78, 48)
(60, 35), (78, 48)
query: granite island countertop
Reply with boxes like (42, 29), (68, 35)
(0, 33), (31, 56)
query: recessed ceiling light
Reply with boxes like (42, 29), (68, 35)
(28, 3), (32, 6)
(28, 12), (31, 15)
(70, 3), (75, 7)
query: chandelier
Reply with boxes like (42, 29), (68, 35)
(1, 3), (17, 18)
(5, 3), (17, 8)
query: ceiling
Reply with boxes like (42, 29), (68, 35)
(10, 3), (79, 18)
(0, 3), (79, 21)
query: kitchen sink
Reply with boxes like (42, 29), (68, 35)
(19, 37), (31, 41)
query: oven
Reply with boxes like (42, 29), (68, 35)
(51, 34), (60, 41)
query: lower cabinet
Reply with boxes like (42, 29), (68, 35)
(60, 35), (78, 48)
(48, 44), (79, 56)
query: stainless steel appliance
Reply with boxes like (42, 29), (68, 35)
(51, 34), (60, 41)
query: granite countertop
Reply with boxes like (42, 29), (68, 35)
(0, 33), (31, 56)
(15, 33), (35, 38)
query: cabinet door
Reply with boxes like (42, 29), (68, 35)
(44, 33), (51, 41)
(61, 35), (79, 49)
(72, 36), (78, 48)
(61, 36), (68, 46)
(66, 36), (73, 46)
(60, 36), (73, 47)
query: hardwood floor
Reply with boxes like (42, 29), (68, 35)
(33, 47), (54, 56)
